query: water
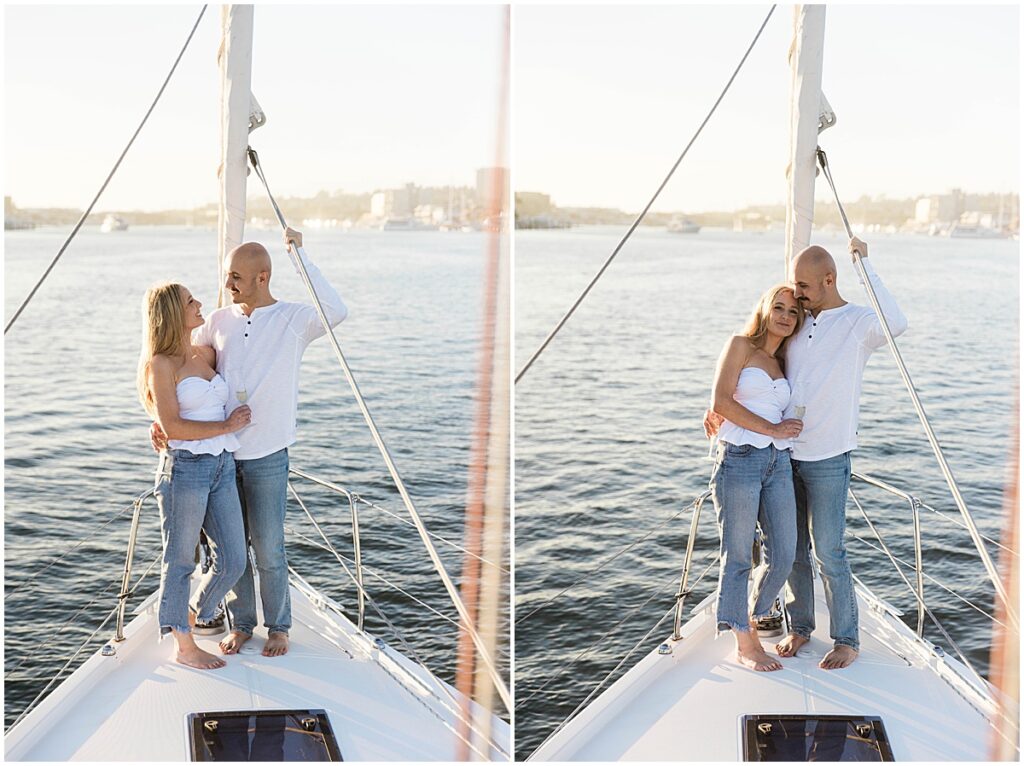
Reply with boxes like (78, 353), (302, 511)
(4, 225), (509, 726)
(513, 226), (1018, 757)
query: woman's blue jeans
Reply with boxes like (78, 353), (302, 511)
(224, 448), (291, 637)
(155, 450), (247, 636)
(710, 442), (797, 634)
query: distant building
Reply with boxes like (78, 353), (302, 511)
(371, 183), (419, 219)
(515, 192), (552, 218)
(914, 189), (966, 224)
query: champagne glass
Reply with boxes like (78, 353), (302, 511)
(792, 405), (806, 443)
(236, 388), (248, 404)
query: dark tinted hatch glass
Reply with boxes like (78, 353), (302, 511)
(742, 715), (894, 761)
(189, 709), (342, 761)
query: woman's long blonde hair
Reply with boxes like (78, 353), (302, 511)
(741, 283), (804, 365)
(137, 282), (188, 417)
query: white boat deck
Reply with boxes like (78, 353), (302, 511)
(5, 575), (509, 761)
(532, 583), (1006, 761)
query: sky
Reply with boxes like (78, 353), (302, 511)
(4, 4), (507, 211)
(515, 4), (1020, 212)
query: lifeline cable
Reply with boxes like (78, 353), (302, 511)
(515, 4), (777, 384)
(245, 146), (511, 713)
(4, 5), (208, 335)
(816, 146), (1018, 631)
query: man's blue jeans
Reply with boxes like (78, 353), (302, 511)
(785, 451), (859, 650)
(225, 448), (291, 636)
(155, 450), (247, 635)
(710, 442), (797, 634)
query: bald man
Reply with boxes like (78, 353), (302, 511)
(154, 226), (347, 658)
(706, 236), (906, 669)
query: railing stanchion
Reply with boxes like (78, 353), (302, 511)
(350, 494), (365, 631)
(673, 490), (712, 641)
(114, 494), (147, 642)
(910, 495), (925, 637)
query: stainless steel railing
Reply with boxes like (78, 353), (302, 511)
(669, 470), (994, 644)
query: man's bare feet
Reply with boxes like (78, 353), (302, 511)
(263, 632), (289, 657)
(776, 632), (810, 657)
(820, 644), (858, 669)
(219, 630), (252, 655)
(735, 627), (782, 672)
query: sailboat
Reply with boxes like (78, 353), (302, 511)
(4, 6), (510, 761)
(524, 6), (1018, 761)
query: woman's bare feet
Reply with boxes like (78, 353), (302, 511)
(173, 630), (226, 670)
(820, 644), (858, 669)
(734, 626), (782, 671)
(263, 632), (289, 657)
(219, 631), (252, 655)
(776, 632), (810, 657)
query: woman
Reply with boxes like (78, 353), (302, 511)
(137, 282), (251, 669)
(708, 284), (804, 671)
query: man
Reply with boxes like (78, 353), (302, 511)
(153, 227), (347, 657)
(705, 236), (906, 669)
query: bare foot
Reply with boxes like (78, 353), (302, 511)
(735, 627), (782, 672)
(820, 644), (858, 670)
(776, 633), (810, 657)
(219, 631), (252, 655)
(263, 632), (289, 657)
(176, 644), (226, 670)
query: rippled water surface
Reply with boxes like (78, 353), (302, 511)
(514, 226), (1018, 757)
(4, 226), (509, 727)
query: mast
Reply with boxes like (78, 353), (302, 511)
(217, 5), (255, 307)
(784, 5), (827, 274)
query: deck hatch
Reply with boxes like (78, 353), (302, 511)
(188, 709), (342, 761)
(742, 715), (894, 761)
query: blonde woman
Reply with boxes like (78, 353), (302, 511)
(138, 283), (251, 669)
(707, 285), (804, 671)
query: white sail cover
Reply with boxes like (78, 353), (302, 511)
(784, 5), (826, 272)
(217, 5), (254, 307)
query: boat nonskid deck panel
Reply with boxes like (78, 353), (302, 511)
(4, 574), (510, 762)
(531, 583), (1008, 761)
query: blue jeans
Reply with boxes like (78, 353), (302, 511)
(155, 450), (247, 635)
(225, 448), (291, 636)
(710, 443), (797, 633)
(785, 452), (859, 650)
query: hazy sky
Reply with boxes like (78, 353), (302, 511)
(5, 4), (507, 211)
(515, 4), (1020, 212)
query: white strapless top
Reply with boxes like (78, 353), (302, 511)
(717, 367), (792, 450)
(166, 374), (240, 456)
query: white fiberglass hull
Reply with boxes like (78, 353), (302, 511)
(531, 582), (1009, 761)
(5, 575), (509, 761)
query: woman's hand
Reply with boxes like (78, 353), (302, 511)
(771, 418), (803, 439)
(226, 405), (252, 432)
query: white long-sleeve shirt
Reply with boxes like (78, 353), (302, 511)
(193, 246), (348, 460)
(784, 258), (907, 462)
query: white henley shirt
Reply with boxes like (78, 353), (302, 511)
(783, 259), (907, 462)
(193, 246), (348, 460)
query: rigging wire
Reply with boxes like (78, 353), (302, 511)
(514, 4), (777, 384)
(4, 5), (208, 336)
(3, 492), (152, 603)
(516, 494), (705, 626)
(817, 147), (1018, 631)
(289, 469), (509, 573)
(5, 551), (162, 732)
(848, 534), (1008, 631)
(286, 487), (508, 757)
(516, 553), (718, 712)
(246, 146), (510, 712)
